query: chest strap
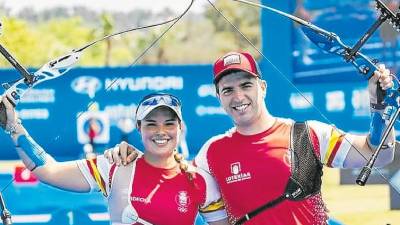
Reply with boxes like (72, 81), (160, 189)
(234, 122), (323, 225)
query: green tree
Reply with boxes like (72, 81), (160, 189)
(0, 2), (262, 67)
(204, 0), (261, 59)
(101, 13), (114, 66)
(0, 17), (45, 67)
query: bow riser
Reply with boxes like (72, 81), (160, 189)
(1, 50), (82, 105)
(0, 38), (83, 128)
(300, 14), (400, 108)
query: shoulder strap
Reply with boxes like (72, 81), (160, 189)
(108, 163), (118, 192)
(107, 157), (138, 199)
(234, 194), (286, 225)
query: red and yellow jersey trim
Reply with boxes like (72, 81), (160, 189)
(199, 198), (225, 213)
(86, 158), (108, 197)
(324, 128), (345, 167)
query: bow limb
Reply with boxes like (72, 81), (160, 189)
(74, 16), (179, 52)
(301, 26), (376, 79)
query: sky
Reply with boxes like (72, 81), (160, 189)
(0, 0), (209, 14)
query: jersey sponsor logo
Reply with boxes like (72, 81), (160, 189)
(226, 162), (252, 184)
(175, 191), (190, 213)
(231, 162), (241, 174)
(130, 196), (150, 204)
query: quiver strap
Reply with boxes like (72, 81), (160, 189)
(234, 122), (323, 225)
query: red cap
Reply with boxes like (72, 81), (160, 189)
(213, 51), (260, 83)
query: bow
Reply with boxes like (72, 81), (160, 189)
(205, 0), (400, 195)
(0, 0), (194, 220)
(230, 0), (400, 186)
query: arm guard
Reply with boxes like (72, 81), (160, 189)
(16, 134), (47, 171)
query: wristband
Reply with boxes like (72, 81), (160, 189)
(369, 111), (385, 146)
(17, 135), (47, 170)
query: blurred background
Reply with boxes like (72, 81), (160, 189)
(0, 0), (399, 224)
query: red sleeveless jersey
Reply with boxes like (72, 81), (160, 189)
(195, 118), (353, 225)
(77, 156), (227, 224)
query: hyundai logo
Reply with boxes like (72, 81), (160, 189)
(71, 76), (102, 98)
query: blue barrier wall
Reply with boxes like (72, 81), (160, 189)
(0, 62), (374, 160)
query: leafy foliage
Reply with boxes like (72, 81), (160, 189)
(0, 1), (261, 68)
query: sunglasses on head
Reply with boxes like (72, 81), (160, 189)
(139, 93), (181, 108)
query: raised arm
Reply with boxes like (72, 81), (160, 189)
(343, 64), (396, 168)
(1, 96), (90, 192)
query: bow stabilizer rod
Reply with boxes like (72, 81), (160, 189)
(0, 192), (12, 225)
